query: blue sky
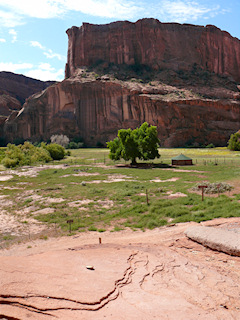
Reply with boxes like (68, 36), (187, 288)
(0, 0), (239, 81)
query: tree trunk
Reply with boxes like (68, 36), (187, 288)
(131, 158), (137, 166)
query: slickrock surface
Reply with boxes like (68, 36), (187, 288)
(1, 218), (240, 319)
(185, 225), (240, 256)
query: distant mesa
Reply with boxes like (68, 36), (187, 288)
(0, 72), (56, 143)
(65, 19), (240, 82)
(0, 71), (55, 105)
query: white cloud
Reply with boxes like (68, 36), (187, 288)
(0, 0), (65, 19)
(38, 62), (54, 71)
(9, 28), (17, 42)
(154, 1), (222, 23)
(43, 50), (65, 61)
(62, 0), (141, 19)
(30, 40), (45, 50)
(30, 40), (66, 61)
(0, 38), (6, 42)
(0, 9), (23, 27)
(0, 62), (33, 72)
(0, 0), (141, 21)
(0, 0), (228, 27)
(25, 63), (64, 81)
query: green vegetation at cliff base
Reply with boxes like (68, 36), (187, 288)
(1, 141), (67, 168)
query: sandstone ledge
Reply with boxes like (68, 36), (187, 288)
(185, 225), (240, 256)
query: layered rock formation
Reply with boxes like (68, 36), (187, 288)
(5, 76), (240, 147)
(3, 19), (240, 147)
(66, 19), (240, 82)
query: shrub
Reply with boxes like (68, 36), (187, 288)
(192, 182), (233, 194)
(50, 135), (69, 147)
(2, 157), (19, 168)
(2, 143), (26, 167)
(67, 142), (78, 149)
(66, 141), (84, 149)
(46, 143), (66, 160)
(206, 143), (215, 148)
(227, 131), (240, 151)
(1, 142), (52, 168)
(30, 146), (52, 163)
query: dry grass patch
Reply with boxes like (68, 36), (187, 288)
(150, 177), (179, 182)
(32, 208), (56, 216)
(0, 175), (13, 181)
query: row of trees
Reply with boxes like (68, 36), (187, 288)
(107, 124), (240, 164)
(1, 124), (239, 168)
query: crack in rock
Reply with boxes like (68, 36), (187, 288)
(0, 252), (138, 317)
(0, 315), (21, 320)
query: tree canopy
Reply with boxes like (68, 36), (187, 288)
(227, 131), (240, 151)
(107, 122), (160, 165)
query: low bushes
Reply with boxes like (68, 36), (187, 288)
(46, 143), (66, 160)
(1, 141), (67, 168)
(67, 141), (84, 149)
(192, 182), (233, 194)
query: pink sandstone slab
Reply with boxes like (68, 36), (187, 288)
(0, 219), (240, 319)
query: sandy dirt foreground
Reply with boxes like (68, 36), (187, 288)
(0, 218), (240, 320)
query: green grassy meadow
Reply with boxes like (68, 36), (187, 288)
(0, 147), (240, 246)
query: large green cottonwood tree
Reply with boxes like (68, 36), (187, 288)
(107, 122), (160, 165)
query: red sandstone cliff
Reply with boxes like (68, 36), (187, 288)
(3, 20), (240, 147)
(65, 19), (240, 83)
(4, 76), (240, 147)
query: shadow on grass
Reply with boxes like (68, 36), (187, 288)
(116, 163), (173, 169)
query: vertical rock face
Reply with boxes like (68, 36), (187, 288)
(5, 78), (240, 147)
(65, 19), (240, 82)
